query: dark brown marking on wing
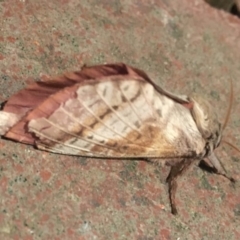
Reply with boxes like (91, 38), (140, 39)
(88, 99), (101, 109)
(121, 94), (127, 103)
(69, 138), (78, 145)
(129, 87), (141, 103)
(121, 145), (128, 151)
(89, 122), (159, 156)
(102, 86), (107, 97)
(112, 105), (119, 110)
(135, 132), (142, 140)
(134, 121), (141, 128)
(89, 120), (99, 129)
(111, 142), (118, 148)
(99, 108), (112, 120)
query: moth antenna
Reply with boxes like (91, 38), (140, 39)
(222, 140), (240, 154)
(222, 78), (233, 130)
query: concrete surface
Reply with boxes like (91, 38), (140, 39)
(0, 0), (240, 239)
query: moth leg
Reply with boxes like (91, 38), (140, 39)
(199, 159), (235, 183)
(198, 159), (216, 173)
(166, 159), (194, 215)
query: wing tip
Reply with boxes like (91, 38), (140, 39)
(0, 111), (21, 135)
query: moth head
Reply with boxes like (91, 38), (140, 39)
(189, 94), (222, 152)
(189, 82), (237, 182)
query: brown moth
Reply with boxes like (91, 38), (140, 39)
(0, 63), (236, 214)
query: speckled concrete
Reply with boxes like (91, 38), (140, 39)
(1, 0), (240, 239)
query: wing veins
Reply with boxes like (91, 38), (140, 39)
(60, 107), (156, 151)
(61, 108), (158, 150)
(60, 107), (113, 141)
(37, 141), (180, 158)
(76, 97), (135, 143)
(42, 117), (117, 151)
(30, 129), (91, 152)
(32, 102), (121, 146)
(95, 89), (142, 134)
(139, 84), (156, 119)
(119, 84), (143, 123)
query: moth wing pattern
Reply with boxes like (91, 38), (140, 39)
(0, 63), (205, 159)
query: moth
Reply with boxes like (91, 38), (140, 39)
(0, 63), (237, 214)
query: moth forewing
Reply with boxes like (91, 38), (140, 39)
(24, 78), (205, 160)
(0, 63), (236, 214)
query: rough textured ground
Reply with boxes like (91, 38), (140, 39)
(1, 0), (240, 239)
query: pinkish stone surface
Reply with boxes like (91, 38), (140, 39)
(0, 0), (240, 239)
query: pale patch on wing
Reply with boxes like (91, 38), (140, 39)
(153, 90), (206, 155)
(28, 79), (205, 158)
(0, 112), (22, 135)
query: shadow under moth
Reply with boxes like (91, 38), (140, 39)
(0, 63), (237, 214)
